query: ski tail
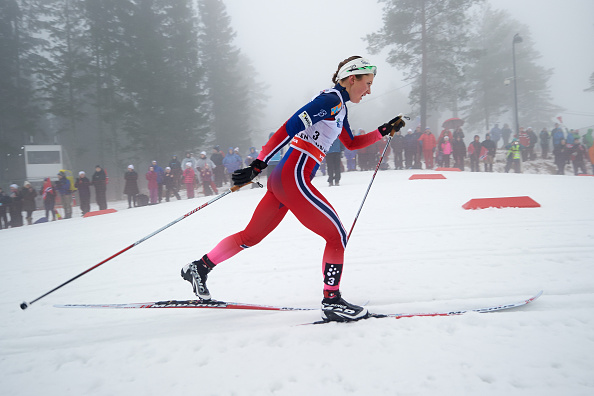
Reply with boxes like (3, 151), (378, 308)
(54, 299), (316, 311)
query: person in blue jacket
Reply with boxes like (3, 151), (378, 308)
(222, 148), (242, 175)
(551, 123), (565, 147)
(326, 139), (343, 186)
(56, 171), (72, 219)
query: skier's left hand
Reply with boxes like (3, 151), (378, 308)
(232, 159), (267, 186)
(378, 114), (407, 136)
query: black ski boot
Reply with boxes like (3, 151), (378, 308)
(181, 255), (215, 300)
(321, 290), (368, 322)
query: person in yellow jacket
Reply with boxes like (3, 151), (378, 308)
(504, 139), (523, 173)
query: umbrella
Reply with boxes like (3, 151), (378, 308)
(442, 118), (465, 129)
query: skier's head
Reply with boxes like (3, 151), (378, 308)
(333, 56), (376, 104)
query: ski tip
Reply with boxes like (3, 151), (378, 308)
(529, 290), (544, 301)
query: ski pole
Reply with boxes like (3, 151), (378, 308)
(347, 114), (409, 243)
(20, 181), (262, 310)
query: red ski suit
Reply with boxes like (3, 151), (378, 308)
(206, 84), (382, 291)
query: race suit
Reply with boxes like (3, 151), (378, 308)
(206, 83), (382, 292)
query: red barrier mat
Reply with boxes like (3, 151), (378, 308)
(83, 208), (118, 217)
(409, 174), (447, 180)
(462, 196), (540, 210)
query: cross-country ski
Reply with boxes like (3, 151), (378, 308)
(303, 290), (543, 325)
(55, 291), (543, 326)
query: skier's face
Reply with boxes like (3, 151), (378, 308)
(346, 74), (374, 104)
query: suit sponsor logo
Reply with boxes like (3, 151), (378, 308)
(314, 109), (327, 118)
(330, 103), (342, 116)
(299, 111), (313, 128)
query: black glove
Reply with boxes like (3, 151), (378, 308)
(232, 159), (268, 186)
(378, 115), (406, 136)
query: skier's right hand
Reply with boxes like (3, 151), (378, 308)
(231, 159), (267, 186)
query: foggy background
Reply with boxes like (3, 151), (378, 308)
(225, 0), (594, 142)
(1, 0), (593, 196)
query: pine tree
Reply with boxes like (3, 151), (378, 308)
(366, 0), (479, 130)
(82, 0), (126, 169)
(0, 0), (48, 182)
(197, 0), (254, 151)
(464, 6), (563, 132)
(115, 0), (207, 160)
(41, 0), (96, 168)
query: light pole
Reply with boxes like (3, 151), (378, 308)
(512, 33), (523, 136)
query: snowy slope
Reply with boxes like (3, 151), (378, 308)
(2, 169), (594, 396)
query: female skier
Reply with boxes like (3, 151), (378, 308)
(181, 56), (405, 322)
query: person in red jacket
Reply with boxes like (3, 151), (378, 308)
(437, 128), (453, 147)
(145, 166), (159, 204)
(183, 163), (196, 199)
(468, 135), (482, 172)
(418, 127), (437, 169)
(200, 163), (218, 196)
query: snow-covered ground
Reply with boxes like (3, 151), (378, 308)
(2, 168), (593, 396)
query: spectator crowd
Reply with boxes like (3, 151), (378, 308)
(2, 124), (593, 230)
(385, 123), (593, 176)
(1, 145), (268, 229)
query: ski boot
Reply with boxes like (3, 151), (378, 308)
(181, 255), (215, 300)
(321, 290), (368, 322)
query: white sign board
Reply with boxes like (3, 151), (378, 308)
(24, 145), (63, 181)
